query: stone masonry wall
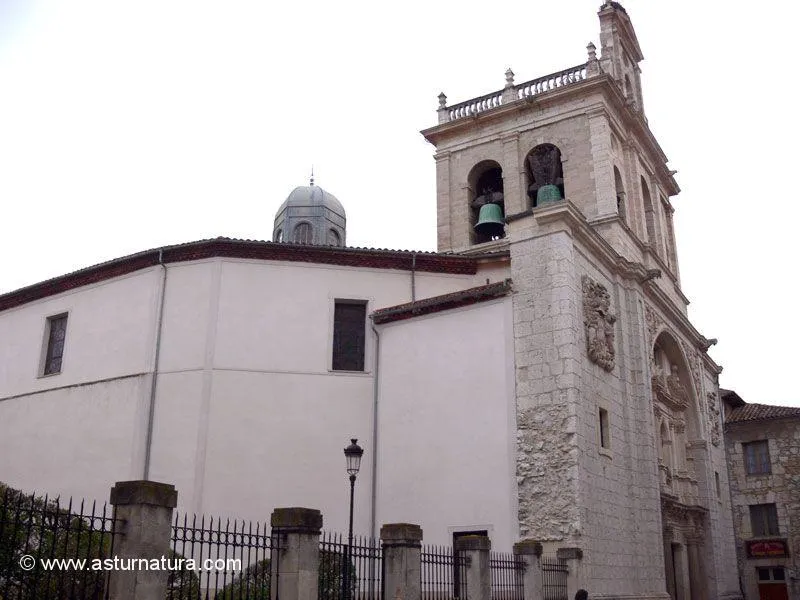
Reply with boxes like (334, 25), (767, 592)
(725, 418), (800, 600)
(510, 223), (582, 541)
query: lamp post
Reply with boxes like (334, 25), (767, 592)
(343, 438), (364, 600)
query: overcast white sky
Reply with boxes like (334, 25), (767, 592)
(0, 1), (797, 405)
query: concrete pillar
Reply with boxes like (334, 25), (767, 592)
(455, 535), (491, 600)
(108, 480), (177, 600)
(270, 507), (323, 600)
(380, 523), (423, 600)
(557, 547), (583, 600)
(513, 540), (543, 600)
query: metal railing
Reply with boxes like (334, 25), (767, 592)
(318, 531), (381, 600)
(168, 512), (275, 600)
(488, 551), (524, 600)
(420, 545), (468, 600)
(541, 555), (568, 600)
(0, 484), (116, 600)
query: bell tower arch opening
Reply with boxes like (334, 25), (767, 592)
(468, 161), (505, 244)
(614, 166), (626, 222)
(525, 144), (564, 208)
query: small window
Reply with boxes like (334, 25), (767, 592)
(332, 301), (367, 371)
(757, 567), (785, 582)
(42, 314), (68, 375)
(750, 503), (779, 537)
(744, 440), (771, 475)
(715, 471), (721, 498)
(598, 408), (610, 450)
(293, 222), (313, 244)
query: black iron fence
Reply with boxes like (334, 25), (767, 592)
(0, 485), (116, 600)
(420, 545), (468, 600)
(541, 555), (568, 600)
(168, 512), (275, 600)
(318, 531), (381, 600)
(488, 551), (523, 600)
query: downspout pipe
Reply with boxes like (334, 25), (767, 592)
(410, 253), (417, 302)
(143, 249), (168, 480)
(369, 321), (380, 541)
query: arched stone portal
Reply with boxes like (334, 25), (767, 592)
(651, 331), (710, 600)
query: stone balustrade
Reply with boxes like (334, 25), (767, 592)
(438, 64), (588, 124)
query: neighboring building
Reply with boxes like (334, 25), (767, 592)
(0, 3), (744, 599)
(722, 391), (800, 600)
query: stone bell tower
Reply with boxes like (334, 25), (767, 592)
(422, 3), (741, 600)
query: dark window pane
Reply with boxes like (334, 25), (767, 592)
(44, 314), (68, 375)
(774, 568), (785, 581)
(750, 504), (779, 537)
(744, 441), (771, 475)
(332, 302), (366, 371)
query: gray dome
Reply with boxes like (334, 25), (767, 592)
(278, 185), (346, 219)
(273, 182), (347, 246)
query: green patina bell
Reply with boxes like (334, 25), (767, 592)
(536, 184), (563, 205)
(474, 203), (505, 238)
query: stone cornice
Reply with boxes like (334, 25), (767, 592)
(527, 201), (720, 373)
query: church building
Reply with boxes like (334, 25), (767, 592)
(0, 3), (742, 599)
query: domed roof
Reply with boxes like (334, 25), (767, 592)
(277, 183), (346, 218)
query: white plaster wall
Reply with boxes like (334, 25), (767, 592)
(375, 299), (518, 550)
(0, 376), (146, 504)
(0, 269), (159, 397)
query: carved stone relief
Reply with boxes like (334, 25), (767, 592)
(582, 276), (616, 372)
(706, 392), (721, 447)
(644, 304), (660, 346)
(681, 340), (703, 401)
(652, 363), (690, 411)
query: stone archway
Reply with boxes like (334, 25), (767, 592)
(651, 331), (709, 600)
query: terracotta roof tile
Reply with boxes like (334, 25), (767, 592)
(726, 403), (800, 424)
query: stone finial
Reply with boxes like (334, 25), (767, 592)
(505, 68), (515, 87)
(438, 92), (447, 109)
(586, 42), (600, 77)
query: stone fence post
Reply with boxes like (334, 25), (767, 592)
(107, 480), (177, 600)
(557, 547), (583, 600)
(381, 523), (422, 600)
(513, 540), (543, 600)
(455, 535), (491, 600)
(270, 507), (322, 600)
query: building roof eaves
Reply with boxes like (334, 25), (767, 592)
(0, 237), (479, 313)
(371, 279), (512, 325)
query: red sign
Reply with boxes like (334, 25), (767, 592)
(747, 539), (788, 558)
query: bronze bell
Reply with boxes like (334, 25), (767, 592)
(536, 184), (563, 205)
(474, 203), (505, 238)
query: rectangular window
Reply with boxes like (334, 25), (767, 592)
(332, 301), (367, 371)
(743, 440), (771, 475)
(599, 408), (610, 450)
(715, 471), (721, 498)
(750, 503), (779, 537)
(42, 314), (68, 375)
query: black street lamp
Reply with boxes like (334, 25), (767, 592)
(343, 438), (364, 600)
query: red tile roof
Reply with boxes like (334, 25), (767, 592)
(726, 403), (800, 424)
(372, 279), (512, 324)
(0, 237), (495, 313)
